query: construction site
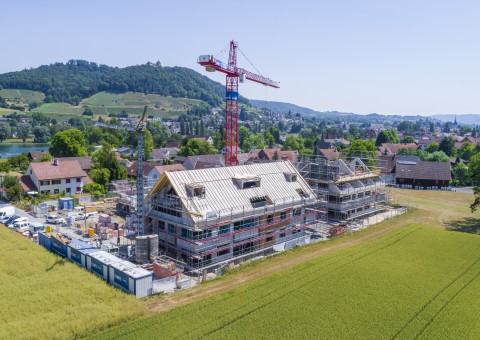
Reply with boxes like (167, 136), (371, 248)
(23, 41), (403, 298)
(296, 151), (395, 230)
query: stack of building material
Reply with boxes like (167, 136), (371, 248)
(153, 262), (176, 279)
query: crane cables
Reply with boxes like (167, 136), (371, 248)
(215, 44), (229, 60)
(237, 47), (264, 78)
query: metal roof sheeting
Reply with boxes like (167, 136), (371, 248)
(158, 161), (316, 219)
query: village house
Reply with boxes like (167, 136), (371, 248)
(395, 160), (451, 190)
(20, 159), (92, 195)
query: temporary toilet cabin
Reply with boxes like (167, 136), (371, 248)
(86, 251), (123, 281)
(59, 197), (74, 210)
(67, 239), (99, 267)
(108, 260), (153, 298)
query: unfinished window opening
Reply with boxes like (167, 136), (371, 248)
(250, 196), (269, 208)
(284, 172), (298, 182)
(233, 174), (261, 189)
(185, 183), (205, 198)
(296, 188), (310, 198)
(267, 215), (274, 223)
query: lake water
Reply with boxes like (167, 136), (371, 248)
(0, 143), (49, 158)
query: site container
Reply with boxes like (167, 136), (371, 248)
(51, 236), (68, 257)
(38, 232), (51, 251)
(86, 251), (122, 281)
(108, 260), (153, 298)
(67, 239), (99, 267)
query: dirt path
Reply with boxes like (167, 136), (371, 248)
(145, 209), (419, 314)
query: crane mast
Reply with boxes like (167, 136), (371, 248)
(198, 40), (279, 166)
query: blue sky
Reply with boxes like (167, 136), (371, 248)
(2, 0), (479, 116)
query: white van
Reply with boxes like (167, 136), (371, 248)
(8, 217), (29, 228)
(0, 206), (15, 223)
(12, 221), (30, 232)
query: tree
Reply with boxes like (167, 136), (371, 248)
(0, 124), (11, 142)
(49, 129), (87, 157)
(469, 153), (480, 186)
(0, 161), (10, 173)
(264, 131), (275, 148)
(403, 136), (414, 143)
(425, 151), (450, 162)
(238, 126), (251, 151)
(178, 138), (217, 156)
(83, 183), (106, 194)
(8, 153), (29, 171)
(459, 142), (476, 161)
(17, 123), (31, 142)
(6, 184), (22, 201)
(89, 168), (111, 186)
(142, 130), (154, 160)
(92, 143), (127, 181)
(3, 176), (19, 188)
(452, 163), (470, 186)
(375, 129), (400, 146)
(426, 141), (439, 153)
(439, 136), (457, 157)
(282, 136), (303, 152)
(470, 152), (480, 209)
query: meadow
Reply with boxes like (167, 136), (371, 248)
(92, 189), (480, 339)
(0, 227), (144, 339)
(0, 89), (45, 102)
(1, 189), (478, 339)
(0, 89), (206, 120)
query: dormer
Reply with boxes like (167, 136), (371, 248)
(185, 183), (205, 198)
(233, 173), (261, 189)
(284, 172), (298, 182)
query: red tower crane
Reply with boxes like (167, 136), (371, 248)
(198, 40), (279, 166)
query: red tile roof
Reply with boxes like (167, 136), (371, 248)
(29, 160), (87, 181)
(396, 160), (451, 181)
(20, 175), (38, 192)
(151, 164), (185, 175)
(128, 161), (156, 177)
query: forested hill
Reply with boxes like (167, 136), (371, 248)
(0, 60), (244, 107)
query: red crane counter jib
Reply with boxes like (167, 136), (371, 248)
(198, 40), (279, 166)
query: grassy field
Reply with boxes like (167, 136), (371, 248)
(91, 189), (480, 339)
(24, 91), (206, 120)
(0, 227), (144, 339)
(0, 89), (45, 102)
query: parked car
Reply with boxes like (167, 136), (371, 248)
(7, 217), (29, 228)
(10, 221), (30, 232)
(46, 215), (66, 225)
(3, 214), (19, 226)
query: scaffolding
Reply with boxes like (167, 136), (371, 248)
(145, 191), (326, 269)
(296, 153), (388, 222)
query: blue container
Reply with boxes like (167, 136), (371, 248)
(38, 232), (51, 251)
(59, 197), (74, 210)
(51, 237), (68, 257)
(67, 239), (98, 267)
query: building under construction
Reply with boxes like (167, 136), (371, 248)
(296, 154), (387, 221)
(145, 161), (321, 270)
